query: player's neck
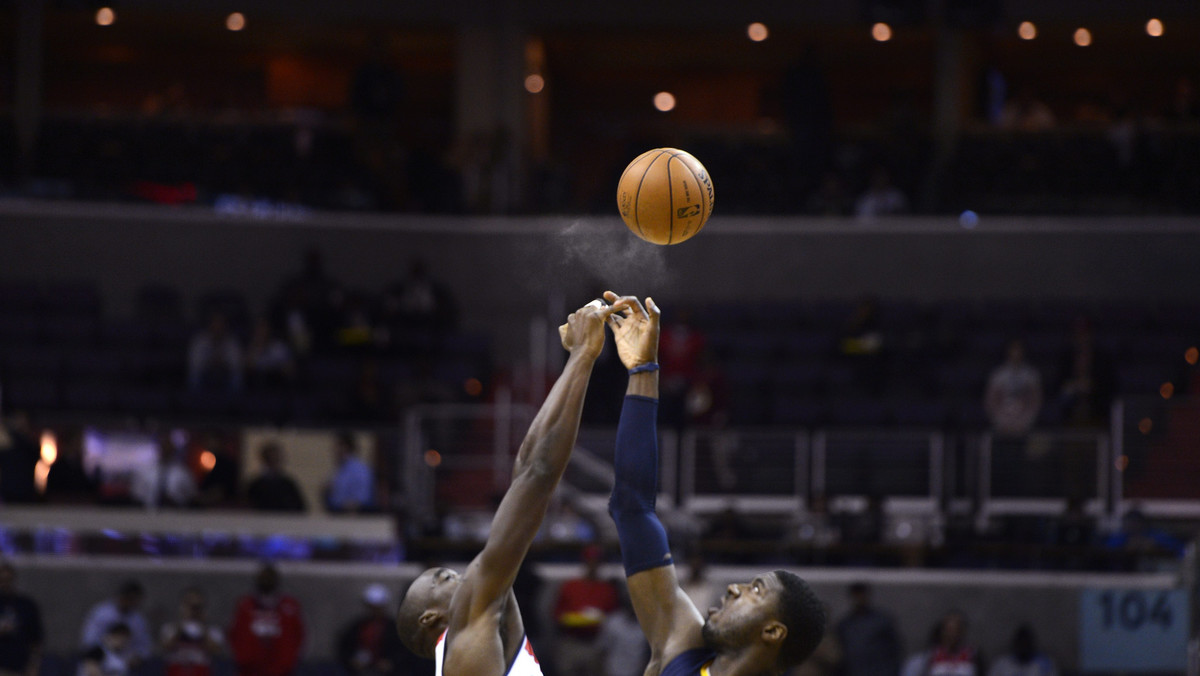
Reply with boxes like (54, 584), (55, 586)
(708, 650), (781, 676)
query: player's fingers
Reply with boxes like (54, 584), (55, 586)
(558, 323), (568, 342)
(608, 313), (624, 329)
(646, 297), (661, 323)
(603, 290), (619, 303)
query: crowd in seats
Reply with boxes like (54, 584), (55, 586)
(663, 297), (1197, 431)
(8, 112), (1200, 216)
(0, 255), (489, 427)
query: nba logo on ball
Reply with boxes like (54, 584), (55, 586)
(617, 148), (714, 245)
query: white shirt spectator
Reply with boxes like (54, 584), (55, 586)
(79, 601), (153, 660)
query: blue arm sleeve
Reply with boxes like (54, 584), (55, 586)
(608, 395), (673, 575)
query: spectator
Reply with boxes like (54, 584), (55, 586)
(80, 580), (153, 665)
(44, 429), (95, 504)
(160, 587), (224, 676)
(130, 434), (197, 510)
(78, 623), (133, 676)
(0, 412), (39, 504)
(336, 584), (404, 676)
(188, 311), (244, 392)
(228, 564), (304, 676)
(680, 552), (721, 614)
(325, 431), (374, 513)
(1102, 507), (1186, 558)
(839, 296), (887, 396)
(998, 88), (1056, 131)
(0, 561), (43, 676)
(381, 258), (457, 334)
(246, 442), (307, 513)
(987, 624), (1057, 676)
(984, 339), (1042, 438)
(552, 545), (619, 676)
(794, 603), (843, 676)
(854, 167), (909, 218)
(806, 172), (851, 216)
(1056, 317), (1114, 428)
(657, 308), (707, 430)
(542, 499), (598, 544)
(902, 611), (984, 676)
(595, 589), (649, 676)
(245, 318), (295, 389)
(836, 582), (902, 676)
(273, 248), (341, 355)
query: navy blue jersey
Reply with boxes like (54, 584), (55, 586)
(661, 648), (716, 676)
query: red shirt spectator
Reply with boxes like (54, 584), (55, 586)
(228, 565), (304, 676)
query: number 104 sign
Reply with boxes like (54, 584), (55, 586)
(1079, 588), (1189, 672)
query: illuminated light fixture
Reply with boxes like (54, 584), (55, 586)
(872, 22), (892, 42)
(95, 7), (115, 26)
(226, 12), (246, 31)
(40, 431), (58, 465)
(1146, 18), (1163, 37)
(1073, 27), (1092, 47)
(524, 74), (545, 94)
(200, 451), (217, 472)
(1160, 382), (1174, 399)
(1115, 455), (1130, 471)
(464, 377), (483, 396)
(1185, 346), (1198, 365)
(654, 91), (676, 112)
(1017, 21), (1036, 40)
(747, 22), (769, 42)
(424, 450), (442, 467)
(1138, 418), (1153, 435)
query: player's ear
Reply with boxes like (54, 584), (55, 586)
(761, 620), (787, 648)
(418, 609), (442, 628)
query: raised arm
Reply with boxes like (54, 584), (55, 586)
(604, 292), (705, 674)
(468, 299), (619, 613)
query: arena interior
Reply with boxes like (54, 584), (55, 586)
(2, 1), (1200, 675)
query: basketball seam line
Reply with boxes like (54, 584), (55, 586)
(667, 156), (674, 245)
(673, 152), (710, 234)
(634, 150), (668, 242)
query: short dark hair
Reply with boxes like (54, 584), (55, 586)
(106, 621), (132, 636)
(773, 570), (826, 668)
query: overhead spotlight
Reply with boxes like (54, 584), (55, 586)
(1146, 18), (1163, 37)
(95, 7), (115, 26)
(747, 22), (769, 42)
(226, 12), (245, 31)
(872, 22), (893, 42)
(524, 74), (545, 94)
(1073, 27), (1092, 47)
(1017, 21), (1036, 40)
(654, 91), (676, 112)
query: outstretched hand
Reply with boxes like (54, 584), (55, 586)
(602, 291), (660, 371)
(559, 298), (628, 360)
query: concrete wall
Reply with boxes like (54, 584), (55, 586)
(4, 202), (1200, 362)
(6, 555), (1180, 670)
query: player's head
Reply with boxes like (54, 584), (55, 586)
(702, 570), (825, 671)
(396, 567), (462, 658)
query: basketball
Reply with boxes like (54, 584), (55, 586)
(616, 148), (714, 245)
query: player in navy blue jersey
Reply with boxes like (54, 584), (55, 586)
(602, 291), (826, 676)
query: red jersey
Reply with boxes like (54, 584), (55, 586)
(228, 595), (305, 676)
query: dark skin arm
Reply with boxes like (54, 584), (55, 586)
(464, 299), (624, 617)
(604, 292), (706, 675)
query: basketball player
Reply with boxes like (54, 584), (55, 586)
(396, 297), (627, 676)
(602, 291), (826, 676)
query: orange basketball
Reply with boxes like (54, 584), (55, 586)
(616, 148), (714, 245)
